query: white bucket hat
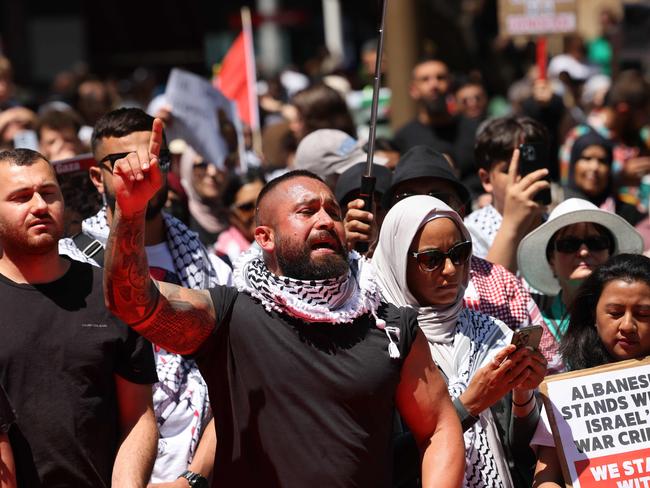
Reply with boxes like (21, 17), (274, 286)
(518, 198), (644, 295)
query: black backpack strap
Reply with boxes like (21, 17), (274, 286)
(72, 232), (105, 266)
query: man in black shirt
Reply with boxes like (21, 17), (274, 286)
(0, 148), (158, 487)
(102, 118), (466, 488)
(393, 59), (457, 157)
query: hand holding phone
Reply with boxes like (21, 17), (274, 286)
(510, 325), (543, 351)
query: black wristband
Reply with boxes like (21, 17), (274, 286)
(453, 396), (480, 432)
(512, 393), (536, 407)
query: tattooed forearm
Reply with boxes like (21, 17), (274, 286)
(138, 284), (215, 354)
(104, 208), (158, 324)
(104, 208), (216, 354)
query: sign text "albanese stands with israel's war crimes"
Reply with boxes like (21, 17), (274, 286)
(542, 358), (650, 488)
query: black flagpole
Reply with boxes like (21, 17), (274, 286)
(355, 0), (389, 253)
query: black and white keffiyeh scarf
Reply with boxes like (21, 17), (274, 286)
(82, 206), (220, 289)
(233, 247), (381, 324)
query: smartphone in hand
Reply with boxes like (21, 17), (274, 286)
(510, 325), (543, 351)
(518, 143), (551, 205)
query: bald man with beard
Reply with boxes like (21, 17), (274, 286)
(101, 117), (465, 488)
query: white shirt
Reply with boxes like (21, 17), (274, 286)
(464, 204), (503, 259)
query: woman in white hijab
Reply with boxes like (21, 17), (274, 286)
(374, 196), (547, 488)
(179, 145), (227, 246)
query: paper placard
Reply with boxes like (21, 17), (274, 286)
(165, 68), (243, 170)
(541, 357), (650, 488)
(498, 0), (577, 37)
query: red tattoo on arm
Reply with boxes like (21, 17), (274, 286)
(104, 209), (215, 354)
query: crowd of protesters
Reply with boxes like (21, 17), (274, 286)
(0, 16), (649, 488)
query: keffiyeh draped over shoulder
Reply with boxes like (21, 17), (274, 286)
(373, 195), (514, 488)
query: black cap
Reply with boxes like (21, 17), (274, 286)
(384, 145), (471, 209)
(334, 162), (392, 207)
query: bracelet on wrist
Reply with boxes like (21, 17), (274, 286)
(512, 393), (535, 407)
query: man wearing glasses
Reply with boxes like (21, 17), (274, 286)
(60, 108), (231, 487)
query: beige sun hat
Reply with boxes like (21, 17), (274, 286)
(518, 198), (644, 296)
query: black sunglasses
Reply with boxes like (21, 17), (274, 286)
(554, 235), (611, 254)
(393, 191), (465, 214)
(99, 149), (171, 173)
(233, 201), (256, 212)
(411, 241), (472, 272)
(193, 161), (209, 171)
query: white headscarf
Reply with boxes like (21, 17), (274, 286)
(373, 195), (472, 346)
(375, 195), (514, 488)
(179, 146), (225, 235)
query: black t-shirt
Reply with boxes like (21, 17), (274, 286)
(0, 259), (158, 488)
(195, 286), (420, 488)
(0, 383), (14, 433)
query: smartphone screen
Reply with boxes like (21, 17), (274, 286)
(518, 143), (551, 205)
(510, 325), (543, 351)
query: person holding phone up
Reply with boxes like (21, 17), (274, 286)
(465, 116), (552, 273)
(374, 195), (547, 488)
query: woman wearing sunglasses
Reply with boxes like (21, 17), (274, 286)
(214, 169), (265, 265)
(374, 196), (547, 488)
(517, 198), (643, 372)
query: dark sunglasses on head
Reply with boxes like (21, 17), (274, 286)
(393, 191), (465, 214)
(554, 235), (611, 254)
(99, 149), (171, 173)
(411, 240), (472, 272)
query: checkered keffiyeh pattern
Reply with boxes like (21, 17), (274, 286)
(464, 205), (502, 259)
(464, 256), (560, 369)
(464, 256), (539, 330)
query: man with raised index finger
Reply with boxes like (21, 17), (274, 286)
(58, 108), (230, 486)
(102, 119), (466, 488)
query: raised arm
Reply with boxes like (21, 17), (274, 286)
(103, 119), (216, 354)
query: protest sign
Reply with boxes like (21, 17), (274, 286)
(165, 68), (244, 171)
(541, 357), (650, 488)
(51, 153), (102, 221)
(498, 0), (577, 37)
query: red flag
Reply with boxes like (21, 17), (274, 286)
(215, 28), (259, 130)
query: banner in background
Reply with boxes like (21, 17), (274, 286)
(165, 68), (244, 170)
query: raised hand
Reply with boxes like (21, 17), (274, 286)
(112, 118), (164, 217)
(458, 344), (534, 416)
(343, 198), (376, 251)
(501, 148), (549, 233)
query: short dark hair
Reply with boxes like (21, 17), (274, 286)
(412, 57), (448, 74)
(36, 109), (82, 137)
(91, 107), (165, 152)
(0, 148), (49, 166)
(290, 84), (357, 139)
(562, 254), (650, 370)
(474, 116), (549, 172)
(255, 170), (324, 225)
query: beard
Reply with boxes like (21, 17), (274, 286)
(0, 217), (63, 256)
(105, 182), (168, 221)
(421, 95), (452, 126)
(275, 230), (349, 280)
